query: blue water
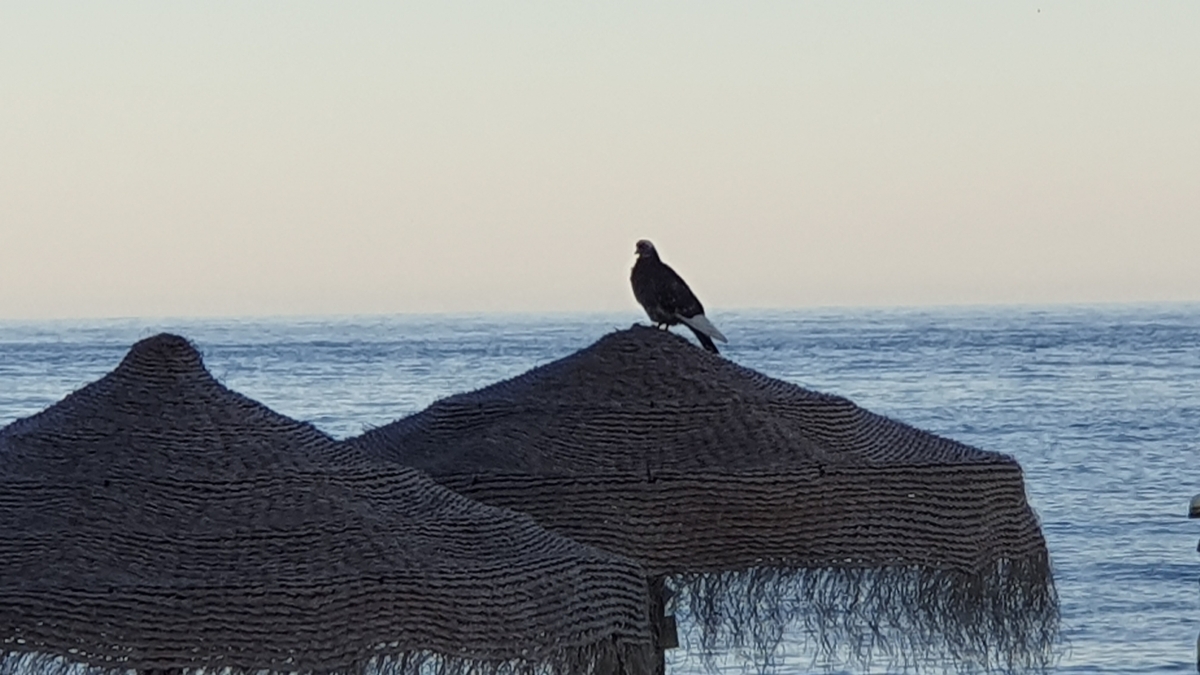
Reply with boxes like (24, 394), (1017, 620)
(1, 305), (1198, 674)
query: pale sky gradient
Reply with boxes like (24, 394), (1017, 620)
(2, 2), (1198, 319)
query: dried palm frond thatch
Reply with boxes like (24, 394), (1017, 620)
(0, 334), (655, 675)
(347, 326), (1059, 673)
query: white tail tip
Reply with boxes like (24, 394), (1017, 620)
(679, 313), (727, 343)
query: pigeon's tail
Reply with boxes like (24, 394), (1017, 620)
(678, 313), (727, 343)
(687, 326), (720, 354)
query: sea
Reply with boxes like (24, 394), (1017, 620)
(1, 304), (1197, 674)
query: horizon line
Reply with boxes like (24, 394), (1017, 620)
(2, 298), (1197, 325)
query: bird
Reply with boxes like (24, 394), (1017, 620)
(630, 239), (727, 354)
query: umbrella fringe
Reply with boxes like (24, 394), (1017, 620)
(1, 635), (655, 675)
(671, 551), (1060, 674)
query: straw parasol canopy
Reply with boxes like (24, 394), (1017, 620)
(0, 334), (654, 675)
(346, 326), (1060, 673)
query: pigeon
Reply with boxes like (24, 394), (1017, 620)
(630, 239), (727, 354)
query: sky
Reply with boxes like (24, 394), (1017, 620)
(1, 2), (1198, 319)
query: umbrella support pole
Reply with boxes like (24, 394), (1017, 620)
(649, 575), (678, 675)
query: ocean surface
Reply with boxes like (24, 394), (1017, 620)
(1, 305), (1198, 674)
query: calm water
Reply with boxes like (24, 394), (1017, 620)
(1, 305), (1198, 674)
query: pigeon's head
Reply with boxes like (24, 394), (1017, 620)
(634, 240), (658, 258)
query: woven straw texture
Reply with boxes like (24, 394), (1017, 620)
(0, 334), (654, 675)
(347, 326), (1060, 673)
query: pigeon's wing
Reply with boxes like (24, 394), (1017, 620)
(630, 260), (657, 313)
(657, 263), (706, 318)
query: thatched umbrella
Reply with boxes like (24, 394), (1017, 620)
(0, 334), (654, 675)
(345, 326), (1059, 673)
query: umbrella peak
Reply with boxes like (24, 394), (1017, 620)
(0, 332), (335, 481)
(116, 332), (206, 381)
(437, 324), (795, 408)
